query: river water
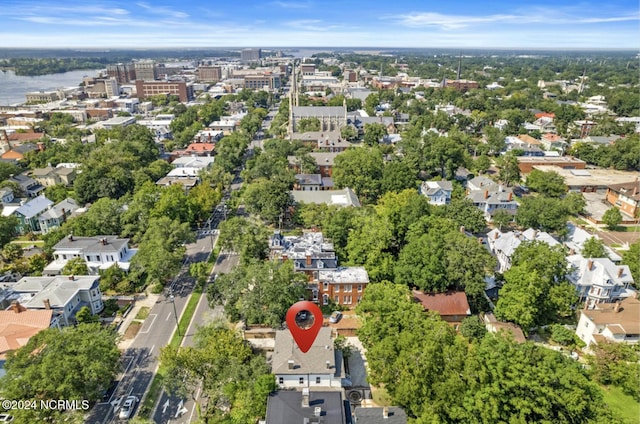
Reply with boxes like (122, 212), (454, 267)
(0, 69), (103, 106)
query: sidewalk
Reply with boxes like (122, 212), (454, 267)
(116, 293), (161, 350)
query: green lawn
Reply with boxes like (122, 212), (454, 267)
(371, 387), (393, 407)
(135, 306), (150, 320)
(601, 385), (640, 424)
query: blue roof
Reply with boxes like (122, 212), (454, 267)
(15, 195), (53, 218)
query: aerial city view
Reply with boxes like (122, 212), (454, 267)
(0, 0), (638, 423)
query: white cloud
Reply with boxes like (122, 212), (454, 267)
(270, 1), (312, 8)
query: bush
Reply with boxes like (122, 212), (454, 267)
(550, 324), (584, 349)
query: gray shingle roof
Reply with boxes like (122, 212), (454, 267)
(265, 391), (345, 424)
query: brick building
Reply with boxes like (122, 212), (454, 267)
(606, 180), (640, 218)
(317, 267), (369, 308)
(135, 80), (194, 103)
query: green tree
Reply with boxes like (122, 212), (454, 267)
(1, 243), (23, 262)
(0, 324), (120, 422)
(340, 125), (357, 141)
(602, 207), (622, 229)
(622, 241), (640, 283)
(472, 154), (491, 174)
(0, 161), (21, 181)
(459, 315), (487, 341)
(549, 324), (584, 350)
(209, 260), (307, 327)
(130, 217), (194, 291)
(582, 237), (608, 258)
(99, 264), (126, 293)
(587, 341), (640, 401)
(515, 196), (569, 233)
(380, 160), (417, 194)
(346, 214), (395, 282)
(332, 147), (384, 203)
(44, 184), (70, 203)
(150, 184), (193, 224)
(496, 153), (521, 186)
(218, 217), (270, 265)
(363, 122), (387, 146)
(243, 178), (292, 224)
(160, 322), (273, 421)
(0, 216), (19, 249)
(564, 191), (587, 216)
(525, 169), (568, 197)
(61, 256), (89, 275)
(491, 208), (513, 230)
(75, 305), (99, 323)
(440, 198), (487, 233)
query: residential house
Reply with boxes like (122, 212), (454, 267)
(353, 407), (408, 424)
(290, 188), (361, 208)
(606, 180), (640, 218)
(486, 228), (560, 272)
(0, 142), (40, 161)
(0, 187), (14, 204)
(171, 155), (215, 170)
(482, 312), (526, 343)
(8, 173), (44, 198)
(288, 152), (341, 178)
(420, 180), (453, 205)
(0, 301), (53, 359)
(37, 198), (79, 234)
(265, 390), (346, 424)
(272, 327), (344, 389)
(6, 275), (103, 327)
(540, 133), (567, 152)
(155, 176), (199, 192)
(30, 165), (77, 187)
(317, 266), (369, 308)
(567, 256), (636, 308)
(564, 223), (622, 263)
(412, 290), (471, 327)
(43, 235), (137, 275)
(270, 231), (338, 281)
(13, 195), (53, 234)
(576, 297), (639, 349)
(294, 174), (323, 191)
(183, 143), (216, 156)
(466, 176), (518, 220)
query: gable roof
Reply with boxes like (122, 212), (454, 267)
(15, 195), (53, 218)
(412, 291), (471, 317)
(607, 180), (640, 202)
(290, 188), (361, 208)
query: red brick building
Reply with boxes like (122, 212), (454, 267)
(606, 180), (640, 218)
(317, 267), (369, 308)
(412, 291), (471, 327)
(135, 80), (194, 103)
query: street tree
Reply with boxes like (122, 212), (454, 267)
(218, 216), (270, 264)
(515, 196), (569, 233)
(0, 323), (120, 422)
(243, 178), (292, 225)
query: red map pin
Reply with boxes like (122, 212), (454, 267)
(286, 301), (323, 353)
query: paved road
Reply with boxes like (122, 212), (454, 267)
(86, 235), (214, 424)
(152, 252), (240, 423)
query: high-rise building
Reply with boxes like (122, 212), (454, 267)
(134, 61), (158, 81)
(106, 63), (135, 84)
(197, 66), (222, 82)
(240, 48), (261, 63)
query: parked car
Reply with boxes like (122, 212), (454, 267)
(118, 396), (139, 420)
(329, 311), (343, 323)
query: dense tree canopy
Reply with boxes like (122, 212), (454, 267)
(0, 323), (120, 423)
(332, 147), (384, 203)
(525, 169), (568, 197)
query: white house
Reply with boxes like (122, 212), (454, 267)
(487, 228), (560, 272)
(271, 327), (344, 389)
(7, 275), (103, 327)
(576, 297), (640, 349)
(420, 180), (453, 205)
(43, 235), (137, 275)
(567, 255), (636, 308)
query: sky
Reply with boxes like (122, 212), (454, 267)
(0, 0), (638, 50)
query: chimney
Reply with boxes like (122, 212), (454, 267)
(494, 231), (500, 240)
(282, 254), (288, 261)
(314, 407), (322, 417)
(383, 407), (389, 419)
(326, 360), (331, 369)
(508, 192), (513, 201)
(43, 299), (51, 310)
(587, 259), (593, 271)
(614, 301), (622, 313)
(68, 275), (75, 280)
(288, 359), (294, 370)
(633, 185), (638, 196)
(617, 267), (624, 278)
(306, 254), (312, 266)
(101, 238), (107, 245)
(10, 300), (25, 314)
(68, 233), (74, 242)
(569, 248), (575, 255)
(302, 388), (310, 408)
(484, 190), (489, 199)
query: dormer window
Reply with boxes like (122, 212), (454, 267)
(318, 260), (324, 268)
(295, 261), (301, 269)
